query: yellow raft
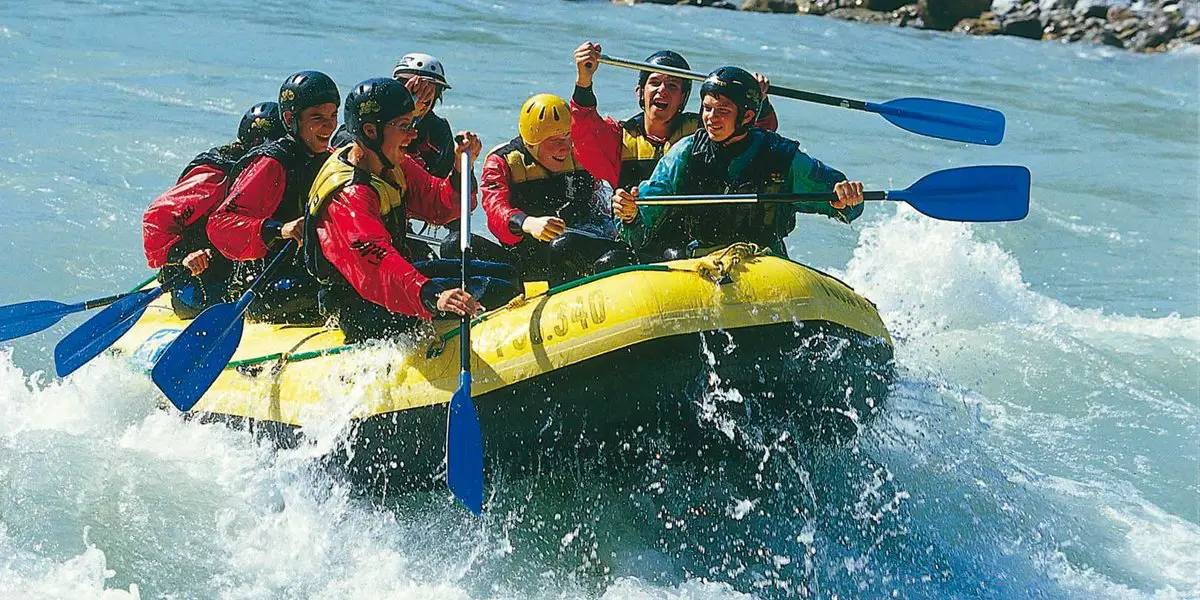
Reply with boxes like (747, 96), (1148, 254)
(113, 245), (893, 488)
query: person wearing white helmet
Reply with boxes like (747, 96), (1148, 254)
(331, 52), (455, 179)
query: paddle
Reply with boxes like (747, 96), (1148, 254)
(597, 54), (1006, 147)
(53, 269), (198, 377)
(151, 242), (296, 412)
(447, 152), (485, 515)
(636, 165), (1031, 223)
(0, 289), (150, 343)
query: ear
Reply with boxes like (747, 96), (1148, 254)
(282, 111), (294, 128)
(741, 109), (757, 128)
(363, 122), (378, 142)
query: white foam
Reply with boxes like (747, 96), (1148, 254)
(841, 208), (1200, 343)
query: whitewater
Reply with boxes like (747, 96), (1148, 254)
(0, 0), (1196, 598)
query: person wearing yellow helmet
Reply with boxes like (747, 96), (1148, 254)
(460, 93), (635, 284)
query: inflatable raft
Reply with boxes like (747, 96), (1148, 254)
(112, 245), (894, 490)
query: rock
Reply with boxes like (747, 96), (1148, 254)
(827, 6), (902, 21)
(1038, 0), (1074, 11)
(680, 0), (739, 7)
(864, 0), (915, 10)
(1106, 5), (1134, 20)
(919, 0), (994, 29)
(893, 3), (922, 23)
(1100, 28), (1127, 44)
(742, 0), (801, 11)
(955, 13), (1004, 31)
(1002, 13), (1047, 36)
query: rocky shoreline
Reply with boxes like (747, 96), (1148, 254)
(619, 0), (1199, 53)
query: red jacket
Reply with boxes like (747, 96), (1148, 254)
(141, 164), (228, 269)
(570, 92), (779, 189)
(315, 157), (475, 319)
(206, 156), (288, 261)
(480, 152), (526, 247)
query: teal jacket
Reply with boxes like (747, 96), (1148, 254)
(621, 129), (861, 252)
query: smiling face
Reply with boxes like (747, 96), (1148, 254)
(639, 73), (685, 124)
(371, 112), (418, 166)
(294, 102), (338, 153)
(701, 94), (753, 144)
(529, 133), (572, 173)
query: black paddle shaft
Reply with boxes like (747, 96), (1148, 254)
(597, 55), (870, 111)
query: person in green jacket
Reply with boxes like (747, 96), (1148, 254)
(612, 66), (864, 260)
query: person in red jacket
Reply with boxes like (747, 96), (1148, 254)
(569, 42), (778, 193)
(307, 77), (518, 343)
(141, 101), (285, 318)
(470, 93), (636, 285)
(207, 70), (340, 324)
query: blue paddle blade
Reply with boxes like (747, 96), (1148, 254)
(892, 165), (1031, 222)
(447, 371), (483, 515)
(54, 289), (163, 377)
(867, 97), (1006, 146)
(0, 300), (81, 342)
(150, 301), (245, 412)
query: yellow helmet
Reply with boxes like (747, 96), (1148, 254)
(518, 94), (571, 146)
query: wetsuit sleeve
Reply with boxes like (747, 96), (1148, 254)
(316, 184), (434, 319)
(400, 156), (475, 226)
(788, 152), (863, 223)
(481, 153), (525, 246)
(755, 98), (779, 133)
(621, 137), (693, 248)
(141, 164), (227, 269)
(207, 156), (288, 261)
(570, 86), (624, 189)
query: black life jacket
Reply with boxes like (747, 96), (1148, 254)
(177, 142), (247, 182)
(616, 112), (700, 190)
(228, 135), (330, 225)
(488, 136), (596, 240)
(654, 129), (799, 253)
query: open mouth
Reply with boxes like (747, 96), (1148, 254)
(650, 98), (671, 110)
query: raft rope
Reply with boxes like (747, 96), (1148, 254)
(214, 246), (774, 370)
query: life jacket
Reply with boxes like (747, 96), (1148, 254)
(304, 147), (409, 286)
(489, 136), (596, 237)
(655, 128), (799, 253)
(177, 142), (247, 182)
(228, 135), (329, 225)
(616, 112), (700, 190)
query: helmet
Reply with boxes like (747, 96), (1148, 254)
(343, 78), (416, 169)
(237, 101), (285, 147)
(518, 94), (570, 146)
(344, 77), (416, 141)
(393, 53), (451, 89)
(278, 70), (340, 135)
(700, 66), (763, 117)
(638, 50), (692, 114)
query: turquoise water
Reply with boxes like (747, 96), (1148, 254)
(0, 0), (1196, 598)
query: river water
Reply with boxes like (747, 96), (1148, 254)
(0, 0), (1196, 598)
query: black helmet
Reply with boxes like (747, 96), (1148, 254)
(638, 50), (692, 115)
(237, 101), (285, 148)
(343, 78), (416, 168)
(278, 70), (340, 135)
(700, 66), (763, 117)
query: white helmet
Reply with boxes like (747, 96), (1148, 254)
(393, 53), (451, 89)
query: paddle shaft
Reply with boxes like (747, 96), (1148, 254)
(637, 191), (887, 206)
(459, 153), (472, 372)
(598, 55), (868, 112)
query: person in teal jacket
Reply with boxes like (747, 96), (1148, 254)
(611, 66), (865, 260)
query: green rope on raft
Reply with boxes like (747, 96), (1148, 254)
(219, 263), (674, 370)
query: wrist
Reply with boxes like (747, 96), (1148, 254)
(509, 211), (529, 236)
(262, 220), (283, 246)
(572, 84), (597, 108)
